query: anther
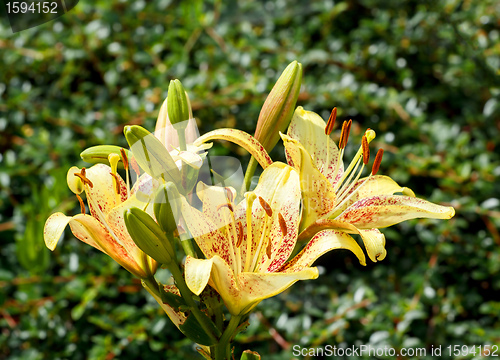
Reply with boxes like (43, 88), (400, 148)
(76, 194), (85, 214)
(110, 173), (121, 195)
(325, 107), (337, 135)
(362, 136), (370, 165)
(372, 149), (384, 175)
(266, 240), (272, 259)
(258, 196), (273, 217)
(74, 170), (94, 188)
(224, 187), (234, 203)
(217, 203), (234, 212)
(236, 221), (244, 247)
(120, 148), (129, 171)
(278, 213), (287, 237)
(341, 119), (352, 148)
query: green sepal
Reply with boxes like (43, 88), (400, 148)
(154, 182), (181, 233)
(167, 79), (190, 125)
(124, 207), (175, 264)
(124, 125), (181, 184)
(179, 311), (219, 346)
(240, 350), (261, 360)
(80, 145), (131, 169)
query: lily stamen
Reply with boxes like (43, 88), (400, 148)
(236, 221), (244, 247)
(243, 192), (257, 272)
(372, 149), (384, 175)
(74, 169), (94, 188)
(76, 194), (85, 214)
(258, 196), (273, 217)
(120, 148), (130, 199)
(217, 203), (234, 212)
(325, 107), (337, 136)
(278, 213), (287, 237)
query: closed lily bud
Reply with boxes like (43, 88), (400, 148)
(80, 145), (131, 169)
(167, 79), (190, 126)
(124, 207), (175, 265)
(124, 125), (181, 184)
(254, 61), (303, 153)
(154, 182), (181, 234)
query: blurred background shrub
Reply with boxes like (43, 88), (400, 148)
(0, 0), (499, 359)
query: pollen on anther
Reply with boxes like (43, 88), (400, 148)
(217, 203), (234, 212)
(224, 187), (234, 203)
(362, 136), (370, 165)
(110, 173), (121, 195)
(74, 171), (93, 188)
(325, 107), (337, 135)
(236, 221), (243, 247)
(120, 148), (129, 171)
(372, 149), (384, 175)
(258, 196), (273, 217)
(76, 194), (85, 214)
(278, 213), (287, 236)
(342, 119), (352, 148)
(266, 240), (272, 259)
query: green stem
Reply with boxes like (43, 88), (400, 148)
(169, 262), (220, 342)
(177, 128), (187, 151)
(215, 315), (242, 360)
(142, 275), (161, 298)
(243, 156), (258, 192)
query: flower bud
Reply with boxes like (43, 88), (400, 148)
(167, 79), (190, 126)
(124, 125), (181, 184)
(240, 350), (261, 360)
(254, 61), (302, 153)
(124, 207), (175, 264)
(80, 145), (131, 169)
(154, 182), (181, 233)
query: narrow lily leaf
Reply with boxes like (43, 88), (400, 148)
(142, 284), (186, 328)
(337, 195), (455, 229)
(281, 229), (367, 269)
(287, 106), (344, 184)
(281, 134), (336, 231)
(194, 129), (273, 169)
(124, 125), (181, 184)
(179, 312), (218, 346)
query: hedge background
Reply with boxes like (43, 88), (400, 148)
(1, 0), (499, 359)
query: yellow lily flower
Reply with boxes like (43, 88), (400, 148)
(180, 162), (367, 315)
(43, 159), (158, 279)
(281, 106), (455, 262)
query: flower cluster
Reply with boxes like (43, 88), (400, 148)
(44, 61), (454, 360)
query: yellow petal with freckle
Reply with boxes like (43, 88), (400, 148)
(67, 166), (83, 194)
(287, 107), (344, 184)
(337, 195), (455, 229)
(282, 229), (367, 269)
(281, 134), (336, 232)
(193, 129), (273, 170)
(184, 256), (216, 296)
(332, 175), (416, 217)
(297, 219), (386, 263)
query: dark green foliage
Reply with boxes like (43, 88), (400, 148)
(1, 0), (499, 358)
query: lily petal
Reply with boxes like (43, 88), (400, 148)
(281, 134), (336, 230)
(184, 256), (217, 296)
(332, 175), (416, 216)
(287, 107), (343, 184)
(337, 195), (456, 229)
(44, 212), (147, 276)
(298, 219), (386, 263)
(281, 229), (366, 270)
(249, 163), (301, 272)
(84, 164), (127, 217)
(180, 197), (234, 267)
(193, 129), (273, 170)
